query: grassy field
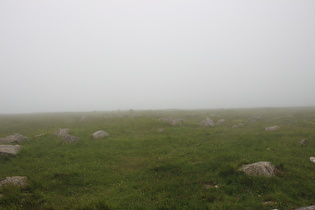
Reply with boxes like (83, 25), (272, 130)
(0, 107), (314, 209)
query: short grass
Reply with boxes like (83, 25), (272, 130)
(0, 107), (314, 209)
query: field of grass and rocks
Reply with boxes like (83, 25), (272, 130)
(0, 107), (314, 209)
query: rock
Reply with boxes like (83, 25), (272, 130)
(0, 145), (22, 156)
(0, 133), (28, 144)
(294, 205), (315, 210)
(61, 135), (80, 143)
(248, 115), (261, 122)
(92, 130), (109, 139)
(35, 133), (45, 138)
(204, 182), (219, 189)
(54, 128), (70, 137)
(265, 126), (280, 131)
(310, 157), (315, 163)
(157, 128), (164, 132)
(232, 123), (244, 128)
(0, 176), (28, 189)
(54, 128), (80, 143)
(238, 161), (277, 177)
(216, 119), (225, 125)
(159, 118), (183, 126)
(298, 139), (308, 145)
(263, 201), (277, 206)
(199, 117), (215, 127)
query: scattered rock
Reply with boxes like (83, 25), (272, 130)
(92, 130), (109, 139)
(294, 205), (315, 210)
(0, 176), (28, 189)
(216, 119), (225, 125)
(54, 128), (70, 137)
(199, 117), (215, 127)
(35, 133), (45, 138)
(204, 182), (219, 189)
(265, 126), (280, 131)
(0, 133), (28, 144)
(159, 118), (183, 126)
(298, 139), (309, 145)
(238, 161), (277, 177)
(61, 135), (80, 143)
(310, 157), (315, 163)
(263, 201), (277, 206)
(232, 123), (244, 128)
(248, 115), (261, 122)
(0, 145), (22, 156)
(54, 128), (80, 143)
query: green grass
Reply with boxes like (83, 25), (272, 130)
(0, 107), (315, 209)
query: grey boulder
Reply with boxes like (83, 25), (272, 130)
(238, 161), (277, 177)
(0, 176), (28, 189)
(0, 133), (28, 144)
(216, 119), (225, 125)
(295, 205), (315, 210)
(54, 128), (80, 143)
(199, 117), (215, 127)
(92, 130), (109, 139)
(265, 126), (280, 131)
(54, 128), (70, 137)
(0, 145), (22, 156)
(159, 118), (183, 126)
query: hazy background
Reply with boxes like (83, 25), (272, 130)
(1, 0), (314, 114)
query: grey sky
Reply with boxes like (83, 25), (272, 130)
(1, 0), (315, 113)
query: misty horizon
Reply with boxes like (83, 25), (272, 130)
(1, 1), (315, 114)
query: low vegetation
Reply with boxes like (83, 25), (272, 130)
(0, 107), (314, 209)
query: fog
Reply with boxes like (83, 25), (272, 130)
(1, 1), (315, 114)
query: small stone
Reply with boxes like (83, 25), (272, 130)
(263, 201), (277, 205)
(265, 126), (280, 131)
(298, 139), (308, 145)
(92, 130), (109, 139)
(54, 128), (70, 137)
(239, 161), (277, 177)
(232, 123), (244, 128)
(54, 129), (80, 143)
(0, 145), (22, 156)
(160, 118), (183, 126)
(204, 182), (219, 189)
(61, 135), (80, 143)
(216, 119), (225, 125)
(310, 157), (315, 163)
(0, 176), (28, 189)
(35, 134), (45, 138)
(294, 205), (315, 210)
(0, 134), (28, 144)
(199, 117), (215, 127)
